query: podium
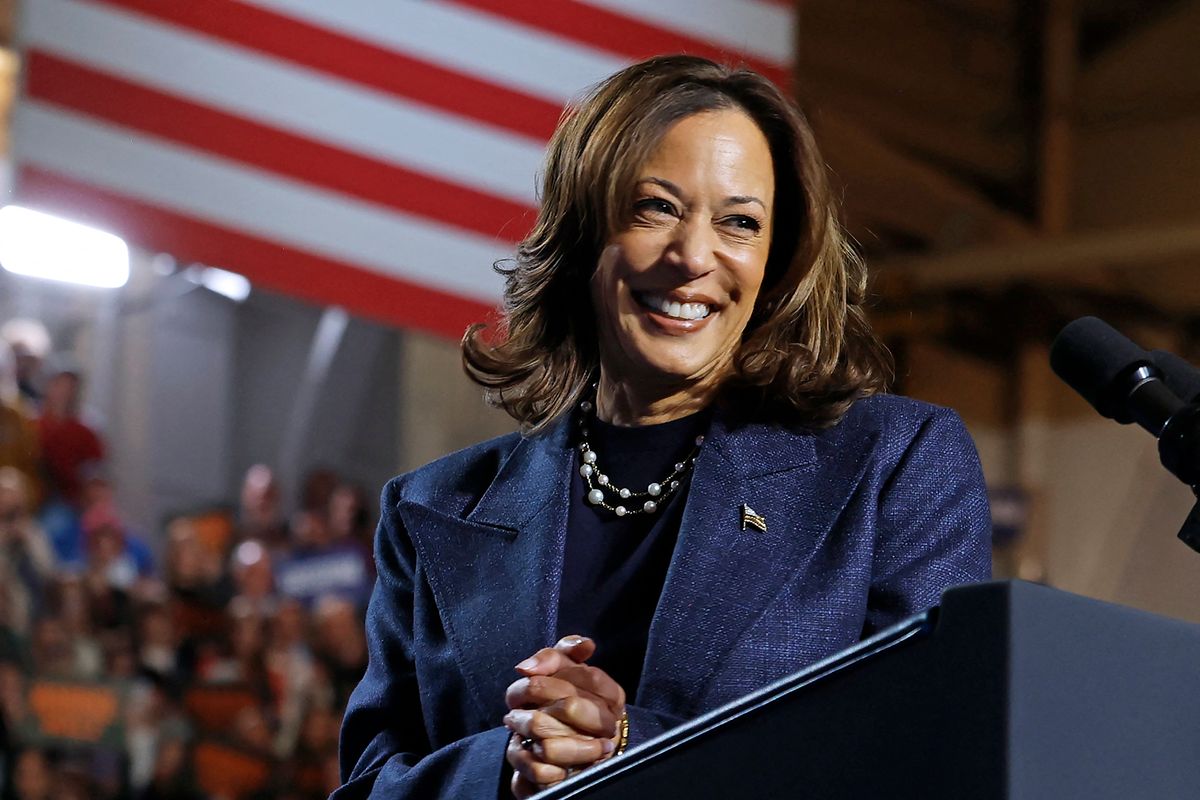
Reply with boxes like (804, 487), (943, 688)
(539, 581), (1200, 799)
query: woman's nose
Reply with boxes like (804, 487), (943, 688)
(665, 217), (716, 278)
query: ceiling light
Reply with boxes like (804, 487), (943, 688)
(184, 265), (251, 302)
(0, 205), (130, 289)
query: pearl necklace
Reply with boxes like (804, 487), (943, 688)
(576, 398), (704, 517)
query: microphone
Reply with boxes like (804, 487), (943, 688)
(1153, 349), (1200, 404)
(1051, 317), (1200, 553)
(1049, 317), (1185, 436)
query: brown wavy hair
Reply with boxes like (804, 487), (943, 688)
(463, 54), (892, 432)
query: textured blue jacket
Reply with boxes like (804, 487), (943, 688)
(333, 394), (992, 799)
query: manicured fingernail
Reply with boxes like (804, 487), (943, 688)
(602, 739), (615, 754)
(516, 657), (538, 670)
(561, 635), (585, 646)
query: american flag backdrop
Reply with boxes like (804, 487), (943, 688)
(12, 0), (793, 338)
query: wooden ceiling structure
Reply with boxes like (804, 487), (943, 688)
(796, 0), (1200, 358)
(0, 0), (1195, 356)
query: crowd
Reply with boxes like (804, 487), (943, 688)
(0, 318), (375, 799)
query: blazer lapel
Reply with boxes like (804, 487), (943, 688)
(401, 418), (573, 723)
(637, 413), (869, 717)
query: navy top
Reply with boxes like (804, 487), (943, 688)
(557, 410), (710, 698)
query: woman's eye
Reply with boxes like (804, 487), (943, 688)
(634, 198), (676, 217)
(724, 215), (762, 233)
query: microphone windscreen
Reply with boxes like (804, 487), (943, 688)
(1152, 350), (1200, 404)
(1050, 316), (1153, 423)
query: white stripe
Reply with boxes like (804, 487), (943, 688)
(13, 103), (508, 304)
(23, 0), (544, 206)
(577, 0), (793, 65)
(240, 0), (626, 104)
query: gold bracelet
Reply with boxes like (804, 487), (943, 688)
(615, 711), (630, 756)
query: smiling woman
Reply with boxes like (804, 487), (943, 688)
(335, 55), (992, 800)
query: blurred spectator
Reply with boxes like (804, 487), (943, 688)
(290, 510), (330, 554)
(125, 680), (194, 798)
(50, 764), (96, 800)
(83, 503), (154, 593)
(136, 602), (180, 681)
(0, 318), (51, 412)
(264, 599), (317, 756)
(238, 465), (288, 550)
(312, 595), (367, 709)
(0, 348), (41, 507)
(0, 660), (33, 745)
(328, 483), (374, 585)
(197, 598), (268, 694)
(50, 575), (104, 679)
(29, 616), (77, 679)
(164, 517), (227, 607)
(10, 747), (53, 800)
(0, 469), (55, 637)
(230, 540), (276, 617)
(298, 468), (338, 515)
(327, 484), (370, 545)
(232, 704), (274, 756)
(37, 358), (105, 509)
(137, 734), (203, 800)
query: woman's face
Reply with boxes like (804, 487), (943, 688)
(592, 108), (774, 391)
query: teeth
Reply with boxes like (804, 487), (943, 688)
(637, 292), (712, 320)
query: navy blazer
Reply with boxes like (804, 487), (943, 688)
(333, 394), (992, 799)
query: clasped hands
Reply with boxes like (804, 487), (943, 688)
(503, 635), (625, 798)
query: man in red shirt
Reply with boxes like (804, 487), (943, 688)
(37, 363), (104, 508)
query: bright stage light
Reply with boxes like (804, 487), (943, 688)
(184, 265), (251, 302)
(0, 205), (130, 289)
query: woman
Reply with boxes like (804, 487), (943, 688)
(334, 55), (990, 799)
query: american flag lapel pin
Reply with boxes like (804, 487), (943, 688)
(740, 504), (767, 533)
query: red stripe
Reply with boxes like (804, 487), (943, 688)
(444, 0), (791, 90)
(16, 167), (497, 339)
(24, 51), (536, 245)
(89, 0), (564, 142)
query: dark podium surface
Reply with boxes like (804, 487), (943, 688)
(539, 581), (1200, 799)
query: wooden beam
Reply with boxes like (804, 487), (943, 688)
(0, 0), (13, 47)
(815, 110), (1033, 247)
(797, 0), (1021, 127)
(799, 0), (1019, 84)
(798, 40), (1017, 129)
(885, 219), (1200, 288)
(1038, 0), (1077, 234)
(803, 85), (1028, 184)
(0, 48), (16, 158)
(1078, 0), (1200, 122)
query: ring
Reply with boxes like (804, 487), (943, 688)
(520, 737), (536, 752)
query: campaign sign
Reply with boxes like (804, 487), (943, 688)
(27, 680), (125, 747)
(275, 546), (370, 606)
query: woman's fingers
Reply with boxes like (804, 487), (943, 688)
(510, 772), (540, 799)
(506, 734), (568, 786)
(503, 708), (577, 740)
(547, 664), (626, 712)
(514, 635), (594, 676)
(542, 694), (617, 738)
(504, 711), (614, 765)
(555, 634), (596, 662)
(506, 674), (609, 711)
(537, 734), (614, 766)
